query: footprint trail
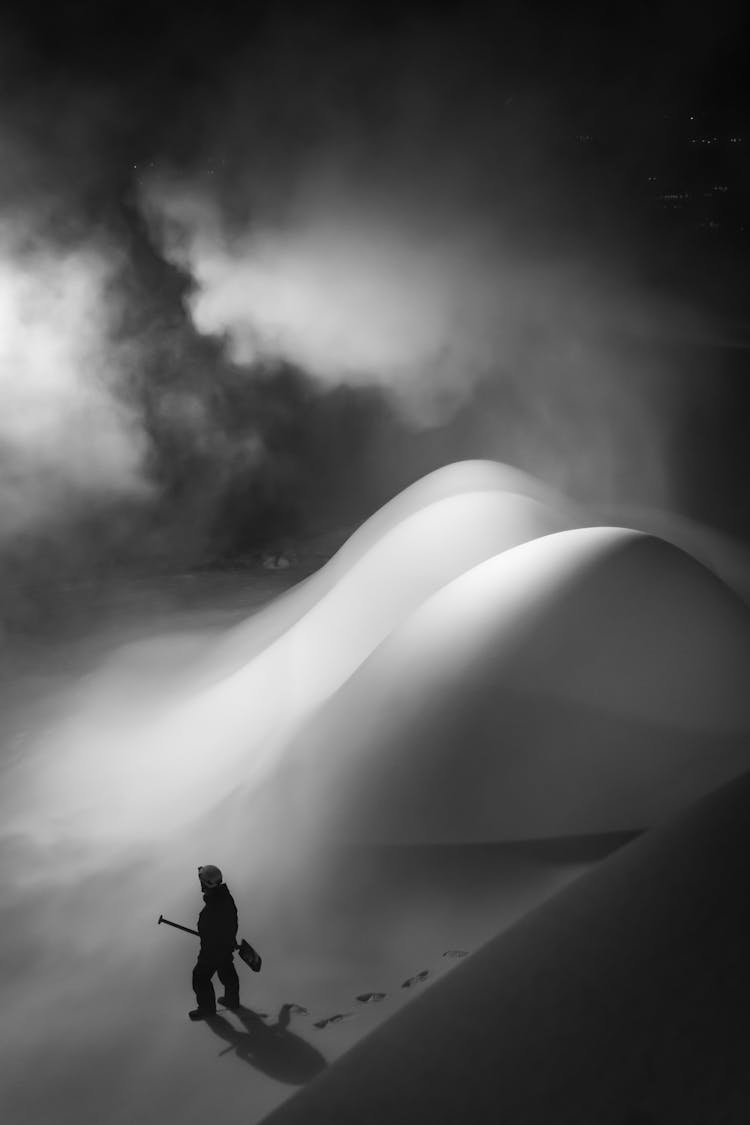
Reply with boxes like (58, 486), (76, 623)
(272, 949), (470, 1031)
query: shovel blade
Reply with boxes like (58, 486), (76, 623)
(238, 939), (262, 973)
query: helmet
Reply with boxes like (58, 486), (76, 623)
(198, 864), (223, 888)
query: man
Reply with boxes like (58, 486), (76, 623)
(189, 864), (241, 1021)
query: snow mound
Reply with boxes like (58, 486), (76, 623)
(270, 527), (750, 844)
(17, 467), (570, 846)
(13, 469), (750, 855)
(200, 459), (576, 680)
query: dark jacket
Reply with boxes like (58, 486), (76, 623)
(197, 883), (238, 958)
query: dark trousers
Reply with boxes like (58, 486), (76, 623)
(192, 951), (240, 1012)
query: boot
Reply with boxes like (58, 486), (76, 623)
(189, 1007), (216, 1021)
(218, 994), (241, 1010)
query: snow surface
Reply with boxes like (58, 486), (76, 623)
(7, 463), (573, 848)
(260, 768), (750, 1125)
(267, 525), (750, 846)
(1, 460), (749, 1125)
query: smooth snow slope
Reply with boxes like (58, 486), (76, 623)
(14, 468), (571, 848)
(592, 502), (750, 605)
(258, 526), (750, 846)
(260, 768), (750, 1125)
(195, 459), (578, 682)
(2, 463), (750, 1125)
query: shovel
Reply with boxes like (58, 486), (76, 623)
(158, 914), (262, 972)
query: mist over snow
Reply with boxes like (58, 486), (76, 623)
(0, 6), (748, 1123)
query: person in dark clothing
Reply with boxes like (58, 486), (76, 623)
(189, 864), (241, 1021)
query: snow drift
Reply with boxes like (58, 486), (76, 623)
(13, 462), (572, 848)
(267, 525), (750, 846)
(258, 767), (750, 1125)
(10, 462), (750, 862)
(2, 460), (750, 1125)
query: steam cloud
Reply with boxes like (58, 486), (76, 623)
(0, 0), (741, 607)
(0, 223), (150, 542)
(142, 184), (496, 411)
(141, 174), (693, 507)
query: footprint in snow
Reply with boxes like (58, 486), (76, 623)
(313, 1013), (356, 1029)
(356, 992), (387, 1004)
(442, 950), (469, 959)
(401, 970), (430, 989)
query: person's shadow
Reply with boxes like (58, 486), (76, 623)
(205, 1003), (327, 1086)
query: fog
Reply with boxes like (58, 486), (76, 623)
(1, 461), (748, 1124)
(0, 2), (747, 628)
(141, 140), (695, 512)
(0, 5), (747, 1122)
(0, 222), (149, 537)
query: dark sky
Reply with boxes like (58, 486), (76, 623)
(3, 0), (748, 231)
(1, 0), (749, 620)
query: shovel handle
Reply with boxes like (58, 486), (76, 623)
(157, 914), (200, 938)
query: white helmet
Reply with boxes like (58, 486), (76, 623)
(198, 864), (223, 888)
